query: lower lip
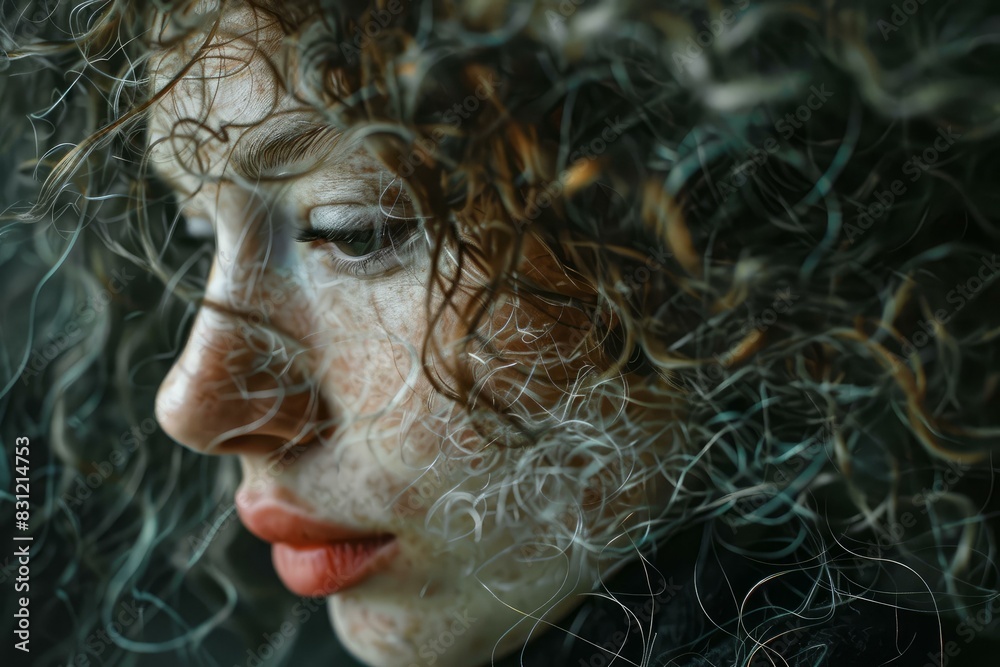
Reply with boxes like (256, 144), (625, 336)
(272, 536), (398, 597)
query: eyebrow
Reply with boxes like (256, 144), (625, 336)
(228, 120), (342, 181)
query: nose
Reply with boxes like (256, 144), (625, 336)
(155, 294), (332, 457)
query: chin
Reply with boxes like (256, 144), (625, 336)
(325, 555), (598, 667)
(328, 594), (497, 667)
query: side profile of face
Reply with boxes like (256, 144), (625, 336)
(149, 3), (669, 666)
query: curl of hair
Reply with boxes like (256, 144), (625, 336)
(4, 0), (1000, 664)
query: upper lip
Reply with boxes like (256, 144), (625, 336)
(235, 485), (390, 546)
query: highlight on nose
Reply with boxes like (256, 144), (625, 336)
(154, 303), (331, 456)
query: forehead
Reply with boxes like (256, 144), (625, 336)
(146, 3), (309, 186)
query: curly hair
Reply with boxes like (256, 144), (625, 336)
(4, 0), (1000, 665)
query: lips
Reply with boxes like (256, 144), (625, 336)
(235, 487), (398, 596)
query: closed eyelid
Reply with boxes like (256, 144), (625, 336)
(306, 202), (425, 238)
(307, 205), (377, 231)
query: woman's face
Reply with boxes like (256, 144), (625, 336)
(149, 4), (666, 666)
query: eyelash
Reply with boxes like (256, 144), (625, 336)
(294, 221), (415, 277)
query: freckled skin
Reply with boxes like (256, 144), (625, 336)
(149, 4), (672, 666)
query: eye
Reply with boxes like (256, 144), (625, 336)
(297, 183), (425, 277)
(295, 208), (418, 277)
(328, 227), (392, 257)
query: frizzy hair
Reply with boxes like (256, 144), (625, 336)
(4, 0), (1000, 664)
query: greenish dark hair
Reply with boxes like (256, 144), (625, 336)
(3, 0), (1000, 664)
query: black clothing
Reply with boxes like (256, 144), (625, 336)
(501, 522), (951, 667)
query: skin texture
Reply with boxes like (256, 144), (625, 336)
(8, 1), (1000, 665)
(148, 4), (668, 666)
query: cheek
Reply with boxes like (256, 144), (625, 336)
(312, 281), (428, 407)
(468, 297), (601, 420)
(389, 420), (509, 523)
(304, 280), (450, 477)
(323, 340), (410, 411)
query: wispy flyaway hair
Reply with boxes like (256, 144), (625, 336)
(3, 0), (1000, 664)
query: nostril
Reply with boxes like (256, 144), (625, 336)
(209, 435), (292, 456)
(265, 438), (324, 468)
